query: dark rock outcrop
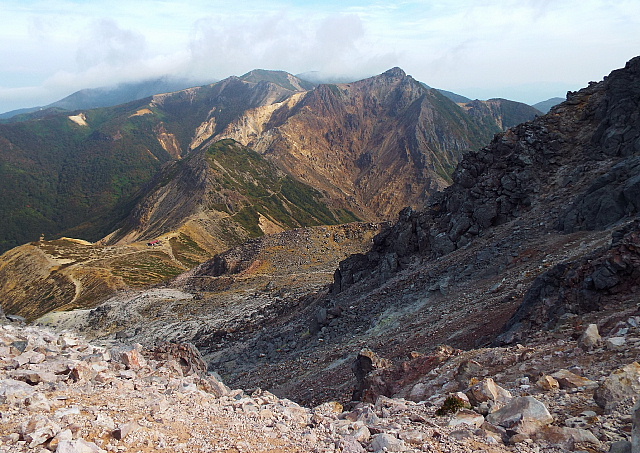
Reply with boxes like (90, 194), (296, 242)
(333, 56), (640, 298)
(497, 220), (640, 343)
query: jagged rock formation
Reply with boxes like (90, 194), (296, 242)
(209, 68), (501, 220)
(333, 56), (640, 294)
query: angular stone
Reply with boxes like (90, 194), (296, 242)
(551, 369), (598, 389)
(595, 362), (640, 412)
(485, 396), (553, 435)
(337, 436), (367, 453)
(532, 425), (600, 450)
(448, 409), (485, 428)
(10, 369), (58, 385)
(455, 360), (484, 386)
(610, 440), (632, 453)
(25, 392), (51, 412)
(352, 425), (370, 443)
(578, 324), (601, 350)
(370, 433), (407, 452)
(466, 377), (512, 410)
(345, 406), (380, 426)
(399, 430), (430, 445)
(605, 337), (627, 350)
(48, 429), (73, 451)
(94, 413), (116, 431)
(536, 375), (560, 391)
(0, 378), (37, 403)
(55, 438), (102, 453)
(118, 347), (146, 371)
(112, 421), (137, 440)
(20, 415), (60, 448)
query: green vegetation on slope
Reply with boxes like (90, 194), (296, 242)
(205, 139), (351, 238)
(0, 104), (175, 252)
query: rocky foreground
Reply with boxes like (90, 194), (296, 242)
(1, 317), (639, 453)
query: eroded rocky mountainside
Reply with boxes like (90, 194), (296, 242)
(103, 138), (357, 246)
(208, 68), (509, 220)
(459, 98), (542, 131)
(34, 55), (640, 427)
(0, 66), (530, 257)
(0, 71), (312, 253)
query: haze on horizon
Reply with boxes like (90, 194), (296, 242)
(1, 0), (639, 113)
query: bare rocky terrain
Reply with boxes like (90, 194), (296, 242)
(1, 54), (640, 453)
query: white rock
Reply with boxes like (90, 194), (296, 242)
(370, 433), (407, 452)
(55, 438), (103, 453)
(486, 396), (553, 435)
(0, 378), (37, 403)
(448, 409), (485, 428)
(578, 324), (601, 350)
(605, 337), (627, 350)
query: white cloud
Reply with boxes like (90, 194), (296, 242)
(0, 0), (639, 111)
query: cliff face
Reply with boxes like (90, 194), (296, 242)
(208, 68), (499, 220)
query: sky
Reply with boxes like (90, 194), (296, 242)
(1, 0), (639, 113)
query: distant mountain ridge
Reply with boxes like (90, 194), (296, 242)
(207, 67), (518, 220)
(533, 97), (565, 113)
(0, 77), (208, 121)
(0, 67), (540, 253)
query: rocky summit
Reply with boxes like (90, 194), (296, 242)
(1, 54), (640, 453)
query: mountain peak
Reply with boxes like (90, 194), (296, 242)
(382, 67), (407, 79)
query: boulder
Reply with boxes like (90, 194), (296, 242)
(532, 425), (600, 450)
(594, 362), (640, 412)
(466, 377), (512, 410)
(551, 369), (598, 389)
(0, 378), (37, 404)
(605, 337), (627, 350)
(150, 342), (208, 377)
(454, 360), (485, 386)
(536, 375), (560, 391)
(485, 396), (553, 435)
(351, 349), (391, 401)
(55, 439), (103, 453)
(337, 436), (367, 453)
(20, 414), (60, 448)
(578, 324), (602, 350)
(610, 440), (632, 453)
(448, 409), (485, 428)
(370, 433), (407, 452)
(117, 346), (146, 371)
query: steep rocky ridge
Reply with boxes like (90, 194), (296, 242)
(207, 68), (502, 220)
(103, 139), (356, 246)
(0, 138), (367, 321)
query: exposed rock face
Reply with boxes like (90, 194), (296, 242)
(106, 139), (350, 247)
(211, 68), (498, 220)
(330, 57), (640, 339)
(500, 219), (640, 340)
